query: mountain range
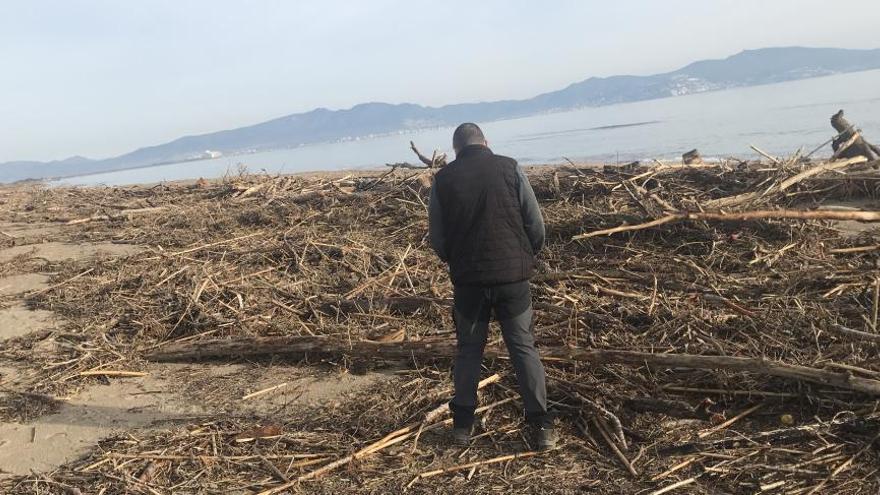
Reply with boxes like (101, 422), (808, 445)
(4, 46), (880, 182)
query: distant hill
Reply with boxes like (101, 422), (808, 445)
(4, 46), (880, 182)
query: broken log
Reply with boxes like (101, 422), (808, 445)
(572, 208), (880, 240)
(145, 335), (880, 396)
(831, 110), (879, 161)
(410, 141), (447, 168)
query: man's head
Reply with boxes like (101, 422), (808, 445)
(452, 123), (487, 155)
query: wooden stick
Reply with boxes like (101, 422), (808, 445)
(259, 455), (290, 483)
(626, 162), (721, 183)
(573, 209), (880, 240)
(662, 386), (797, 398)
(828, 244), (880, 254)
(241, 382), (290, 401)
(415, 451), (541, 480)
(146, 335), (880, 396)
(750, 145), (781, 165)
(759, 480), (786, 492)
(697, 403), (762, 438)
(872, 275), (879, 332)
(76, 370), (149, 378)
(593, 416), (638, 476)
(106, 453), (326, 461)
(651, 457), (696, 481)
(827, 324), (880, 343)
(825, 362), (880, 379)
(574, 215), (679, 239)
(647, 477), (697, 495)
(162, 232), (264, 257)
(777, 156), (868, 191)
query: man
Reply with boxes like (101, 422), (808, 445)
(428, 123), (555, 450)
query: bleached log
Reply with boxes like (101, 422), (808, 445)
(145, 335), (880, 396)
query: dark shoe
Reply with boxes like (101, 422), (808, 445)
(451, 426), (472, 446)
(531, 426), (557, 451)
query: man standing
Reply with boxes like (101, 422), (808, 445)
(428, 123), (555, 450)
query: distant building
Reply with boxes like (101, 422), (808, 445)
(203, 150), (223, 159)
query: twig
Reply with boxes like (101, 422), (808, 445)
(592, 416), (638, 476)
(259, 455), (291, 483)
(750, 145), (781, 165)
(76, 370), (148, 378)
(414, 451), (541, 480)
(648, 477), (697, 495)
(697, 403), (762, 438)
(241, 382), (290, 401)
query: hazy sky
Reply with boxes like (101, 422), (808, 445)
(2, 0), (878, 163)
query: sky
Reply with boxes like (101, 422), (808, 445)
(2, 0), (879, 163)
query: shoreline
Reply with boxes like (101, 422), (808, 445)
(20, 156), (811, 190)
(7, 66), (880, 185)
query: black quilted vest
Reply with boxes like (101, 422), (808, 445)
(433, 145), (535, 286)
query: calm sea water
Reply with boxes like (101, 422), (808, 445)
(55, 70), (880, 186)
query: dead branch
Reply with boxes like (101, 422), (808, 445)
(827, 324), (880, 343)
(572, 208), (880, 240)
(145, 336), (880, 395)
(410, 140), (447, 168)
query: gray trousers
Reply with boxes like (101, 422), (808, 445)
(450, 282), (549, 428)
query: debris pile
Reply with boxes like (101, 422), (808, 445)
(2, 118), (880, 493)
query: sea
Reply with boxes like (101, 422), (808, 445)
(53, 69), (880, 187)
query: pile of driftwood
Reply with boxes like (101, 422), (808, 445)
(2, 113), (880, 493)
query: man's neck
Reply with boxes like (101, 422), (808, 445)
(456, 144), (491, 158)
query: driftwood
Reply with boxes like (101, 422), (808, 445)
(703, 156), (869, 209)
(410, 140), (447, 168)
(384, 141), (447, 173)
(831, 110), (879, 161)
(750, 145), (781, 165)
(626, 161), (724, 183)
(145, 336), (880, 396)
(572, 208), (880, 240)
(62, 206), (168, 225)
(828, 324), (880, 343)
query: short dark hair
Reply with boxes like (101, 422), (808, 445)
(452, 123), (486, 150)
